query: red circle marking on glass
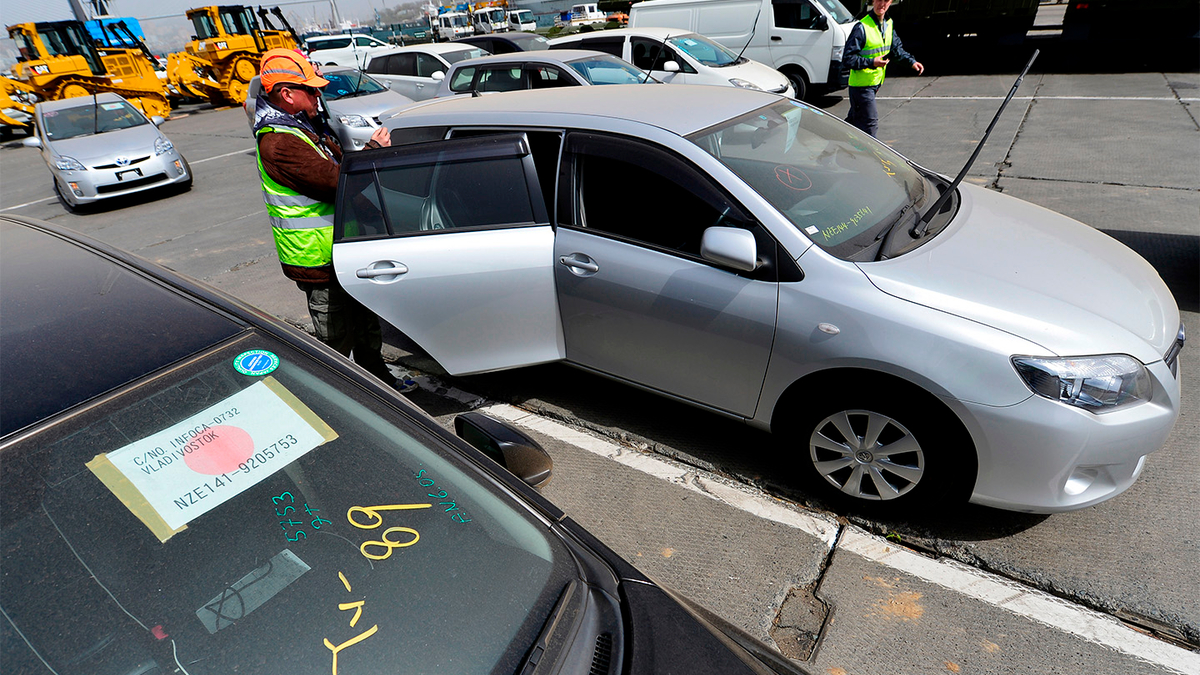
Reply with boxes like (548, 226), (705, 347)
(775, 165), (812, 191)
(182, 425), (256, 475)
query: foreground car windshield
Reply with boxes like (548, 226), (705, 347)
(691, 99), (931, 259)
(568, 55), (651, 84)
(667, 33), (743, 67)
(323, 71), (389, 99)
(1, 334), (571, 674)
(43, 100), (148, 140)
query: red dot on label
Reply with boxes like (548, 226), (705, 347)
(183, 425), (255, 475)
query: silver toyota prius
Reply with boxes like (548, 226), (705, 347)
(332, 85), (1183, 514)
(23, 93), (191, 210)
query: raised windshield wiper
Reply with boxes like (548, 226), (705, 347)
(910, 50), (1039, 238)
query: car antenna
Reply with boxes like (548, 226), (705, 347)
(912, 50), (1038, 238)
(641, 32), (670, 84)
(92, 85), (99, 135)
(735, 2), (763, 63)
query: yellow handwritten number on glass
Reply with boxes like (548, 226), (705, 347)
(346, 503), (432, 529)
(359, 526), (420, 560)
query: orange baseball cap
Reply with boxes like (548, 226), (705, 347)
(259, 48), (329, 93)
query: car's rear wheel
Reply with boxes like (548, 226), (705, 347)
(782, 382), (975, 510)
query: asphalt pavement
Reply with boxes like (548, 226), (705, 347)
(1, 69), (1197, 674)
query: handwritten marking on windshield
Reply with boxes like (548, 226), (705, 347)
(347, 503), (431, 560)
(820, 206), (873, 243)
(775, 165), (812, 191)
(324, 571), (379, 674)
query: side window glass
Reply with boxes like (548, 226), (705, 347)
(365, 54), (387, 73)
(449, 129), (562, 221)
(773, 0), (819, 30)
(370, 156), (537, 234)
(416, 53), (443, 78)
(450, 66), (477, 92)
(355, 36), (374, 46)
(564, 133), (744, 258)
(576, 37), (624, 58)
(478, 66), (527, 91)
(339, 171), (390, 239)
(393, 53), (417, 76)
(529, 66), (572, 89)
(631, 38), (675, 71)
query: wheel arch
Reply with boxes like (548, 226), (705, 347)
(776, 62), (811, 98)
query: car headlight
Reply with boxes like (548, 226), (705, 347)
(154, 136), (174, 156)
(728, 78), (763, 91)
(337, 114), (371, 128)
(1012, 354), (1151, 413)
(55, 156), (86, 171)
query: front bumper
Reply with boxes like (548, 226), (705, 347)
(55, 151), (190, 204)
(963, 358), (1181, 512)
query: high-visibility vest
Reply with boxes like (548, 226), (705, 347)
(849, 15), (893, 87)
(255, 125), (337, 269)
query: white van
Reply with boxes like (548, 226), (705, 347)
(548, 27), (793, 96)
(508, 9), (538, 32)
(629, 0), (856, 100)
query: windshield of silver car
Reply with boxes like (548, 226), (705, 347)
(690, 99), (931, 259)
(0, 335), (571, 674)
(42, 99), (149, 140)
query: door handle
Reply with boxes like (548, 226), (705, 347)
(356, 262), (409, 278)
(559, 254), (598, 274)
(771, 35), (782, 41)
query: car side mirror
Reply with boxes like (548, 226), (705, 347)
(432, 70), (445, 81)
(663, 60), (680, 73)
(454, 411), (553, 488)
(22, 136), (41, 148)
(814, 14), (829, 31)
(701, 226), (758, 272)
(151, 115), (165, 126)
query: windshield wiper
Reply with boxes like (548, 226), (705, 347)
(911, 50), (1038, 238)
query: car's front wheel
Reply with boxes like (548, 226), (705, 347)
(783, 383), (975, 510)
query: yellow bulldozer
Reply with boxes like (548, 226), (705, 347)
(166, 5), (299, 106)
(2, 20), (170, 130)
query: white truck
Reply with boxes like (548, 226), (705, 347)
(629, 0), (856, 100)
(436, 11), (473, 41)
(472, 6), (511, 34)
(508, 8), (537, 31)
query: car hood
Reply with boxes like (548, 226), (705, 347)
(859, 183), (1179, 364)
(48, 124), (163, 163)
(329, 88), (416, 117)
(721, 58), (791, 92)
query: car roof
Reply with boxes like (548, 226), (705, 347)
(38, 92), (126, 112)
(376, 43), (481, 57)
(550, 26), (695, 41)
(386, 83), (777, 136)
(451, 49), (613, 67)
(0, 217), (245, 438)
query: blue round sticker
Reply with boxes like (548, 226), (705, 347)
(233, 350), (279, 376)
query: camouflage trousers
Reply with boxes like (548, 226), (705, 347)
(297, 281), (394, 386)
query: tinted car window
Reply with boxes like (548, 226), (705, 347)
(478, 66), (528, 92)
(309, 37), (352, 51)
(416, 52), (444, 77)
(773, 0), (822, 30)
(365, 54), (389, 73)
(631, 37), (691, 73)
(391, 52), (417, 76)
(528, 65), (573, 89)
(1, 334), (573, 674)
(561, 36), (624, 58)
(564, 132), (742, 258)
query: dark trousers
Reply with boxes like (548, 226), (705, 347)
(846, 84), (882, 138)
(297, 280), (395, 386)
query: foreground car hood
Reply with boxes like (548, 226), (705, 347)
(861, 183), (1179, 364)
(49, 124), (163, 164)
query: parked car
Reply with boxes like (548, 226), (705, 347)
(437, 50), (656, 96)
(305, 33), (392, 68)
(629, 0), (856, 100)
(549, 27), (793, 97)
(455, 31), (551, 54)
(244, 68), (415, 151)
(0, 213), (815, 675)
(22, 93), (191, 211)
(351, 85), (1184, 513)
(509, 8), (538, 31)
(365, 43), (489, 101)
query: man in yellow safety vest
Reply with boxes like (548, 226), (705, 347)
(844, 0), (924, 137)
(252, 48), (414, 392)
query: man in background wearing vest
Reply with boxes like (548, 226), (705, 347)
(844, 0), (924, 137)
(252, 48), (414, 391)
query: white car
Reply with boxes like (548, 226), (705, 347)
(549, 27), (793, 97)
(365, 43), (489, 101)
(305, 33), (392, 68)
(348, 85), (1183, 513)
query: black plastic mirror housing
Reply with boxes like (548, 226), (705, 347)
(454, 412), (553, 488)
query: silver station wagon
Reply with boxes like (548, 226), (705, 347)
(332, 85), (1183, 514)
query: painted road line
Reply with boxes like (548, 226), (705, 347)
(477, 402), (841, 548)
(840, 528), (1200, 675)
(192, 147), (256, 164)
(0, 196), (55, 212)
(479, 401), (1199, 675)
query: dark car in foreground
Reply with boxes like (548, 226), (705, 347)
(0, 215), (810, 675)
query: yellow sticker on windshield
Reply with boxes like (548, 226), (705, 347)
(86, 377), (337, 542)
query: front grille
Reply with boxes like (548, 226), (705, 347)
(96, 173), (168, 193)
(94, 155), (151, 169)
(589, 633), (613, 675)
(1164, 323), (1185, 378)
